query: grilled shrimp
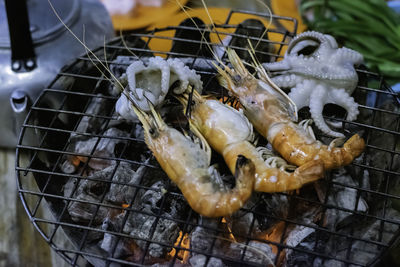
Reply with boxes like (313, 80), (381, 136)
(177, 90), (324, 192)
(216, 49), (365, 170)
(132, 103), (255, 217)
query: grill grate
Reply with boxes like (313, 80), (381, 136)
(16, 10), (400, 267)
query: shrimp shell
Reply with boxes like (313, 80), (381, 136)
(133, 103), (255, 217)
(179, 91), (324, 192)
(216, 49), (365, 170)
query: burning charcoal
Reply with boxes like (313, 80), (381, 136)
(229, 241), (275, 266)
(189, 254), (225, 267)
(324, 168), (368, 230)
(106, 162), (147, 204)
(61, 127), (130, 173)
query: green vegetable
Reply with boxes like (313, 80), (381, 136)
(300, 0), (400, 80)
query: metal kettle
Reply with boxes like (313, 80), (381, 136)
(0, 0), (114, 147)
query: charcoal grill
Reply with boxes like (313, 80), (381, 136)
(16, 10), (400, 267)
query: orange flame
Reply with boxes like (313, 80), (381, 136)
(168, 231), (190, 263)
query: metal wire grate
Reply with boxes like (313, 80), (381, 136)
(16, 10), (400, 267)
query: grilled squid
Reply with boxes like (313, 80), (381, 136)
(177, 90), (324, 192)
(216, 49), (365, 170)
(132, 103), (255, 217)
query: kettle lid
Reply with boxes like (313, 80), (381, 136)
(0, 0), (80, 48)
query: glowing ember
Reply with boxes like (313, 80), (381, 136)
(261, 221), (286, 255)
(168, 231), (190, 263)
(222, 217), (237, 242)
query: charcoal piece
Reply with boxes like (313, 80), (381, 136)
(226, 197), (261, 237)
(171, 17), (212, 58)
(106, 162), (147, 204)
(134, 123), (145, 140)
(141, 181), (166, 211)
(72, 94), (111, 139)
(60, 160), (77, 174)
(64, 175), (111, 224)
(228, 19), (271, 63)
(313, 259), (345, 267)
(325, 168), (368, 230)
(283, 224), (317, 267)
(366, 101), (399, 192)
(189, 255), (225, 267)
(64, 163), (138, 224)
(343, 208), (400, 266)
(256, 193), (290, 230)
(128, 217), (180, 258)
(124, 181), (182, 258)
(190, 218), (220, 254)
(110, 56), (135, 82)
(229, 241), (275, 266)
(62, 127), (130, 173)
(100, 215), (132, 258)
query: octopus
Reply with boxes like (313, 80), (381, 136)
(115, 56), (203, 122)
(263, 31), (364, 138)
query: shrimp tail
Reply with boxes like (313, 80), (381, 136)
(254, 159), (324, 193)
(187, 155), (255, 218)
(341, 134), (365, 165)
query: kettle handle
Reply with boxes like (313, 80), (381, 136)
(4, 0), (36, 72)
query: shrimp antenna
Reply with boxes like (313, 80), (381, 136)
(47, 0), (125, 90)
(246, 40), (298, 121)
(174, 0), (227, 69)
(48, 0), (146, 117)
(119, 29), (140, 60)
(103, 35), (110, 74)
(146, 97), (166, 131)
(199, 0), (224, 46)
(252, 0), (273, 51)
(82, 26), (114, 84)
